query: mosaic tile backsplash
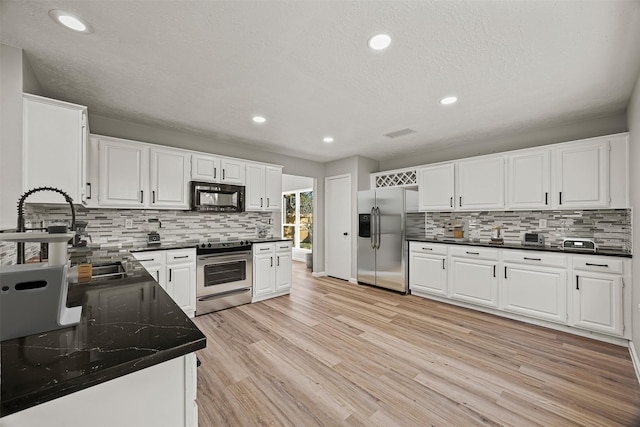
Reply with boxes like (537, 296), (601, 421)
(407, 209), (632, 253)
(1, 205), (275, 265)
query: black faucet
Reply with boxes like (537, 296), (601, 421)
(16, 187), (76, 264)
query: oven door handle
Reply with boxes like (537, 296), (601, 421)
(198, 288), (252, 301)
(197, 251), (252, 261)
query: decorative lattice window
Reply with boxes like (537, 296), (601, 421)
(372, 169), (417, 188)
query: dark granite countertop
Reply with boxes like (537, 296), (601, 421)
(407, 237), (632, 258)
(0, 261), (207, 418)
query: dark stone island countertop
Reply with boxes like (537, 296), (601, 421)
(407, 237), (632, 258)
(0, 261), (207, 418)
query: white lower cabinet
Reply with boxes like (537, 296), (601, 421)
(449, 247), (499, 308)
(571, 256), (625, 336)
(409, 242), (448, 297)
(253, 241), (292, 302)
(502, 251), (567, 324)
(408, 242), (630, 341)
(133, 248), (196, 317)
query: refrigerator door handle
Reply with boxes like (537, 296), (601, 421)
(375, 206), (381, 249)
(370, 207), (376, 249)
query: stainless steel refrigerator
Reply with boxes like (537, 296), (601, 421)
(357, 187), (418, 293)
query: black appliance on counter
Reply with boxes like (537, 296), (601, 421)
(190, 181), (245, 212)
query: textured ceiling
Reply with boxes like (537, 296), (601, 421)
(2, 0), (640, 163)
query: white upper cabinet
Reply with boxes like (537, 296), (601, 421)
(191, 154), (244, 185)
(456, 156), (504, 210)
(22, 94), (89, 205)
(149, 147), (190, 209)
(553, 139), (609, 208)
(506, 149), (551, 209)
(97, 136), (148, 208)
(246, 164), (282, 211)
(418, 163), (455, 211)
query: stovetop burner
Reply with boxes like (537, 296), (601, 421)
(196, 240), (252, 255)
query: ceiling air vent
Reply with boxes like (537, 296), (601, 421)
(384, 128), (416, 138)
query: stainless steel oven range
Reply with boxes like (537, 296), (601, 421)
(196, 240), (252, 315)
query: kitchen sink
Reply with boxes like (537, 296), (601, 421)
(91, 262), (126, 281)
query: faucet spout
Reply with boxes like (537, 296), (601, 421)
(16, 187), (76, 264)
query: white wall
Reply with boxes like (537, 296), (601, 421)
(0, 44), (24, 230)
(380, 112), (628, 171)
(627, 71), (640, 360)
(282, 174), (313, 192)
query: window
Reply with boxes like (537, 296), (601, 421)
(282, 189), (313, 251)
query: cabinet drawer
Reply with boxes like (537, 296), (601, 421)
(166, 249), (196, 264)
(132, 251), (164, 264)
(275, 241), (292, 252)
(409, 241), (447, 256)
(503, 250), (567, 268)
(449, 245), (499, 261)
(254, 243), (275, 254)
(572, 256), (624, 274)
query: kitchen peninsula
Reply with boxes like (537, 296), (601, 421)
(0, 260), (206, 427)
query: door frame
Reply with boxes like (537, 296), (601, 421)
(324, 173), (352, 281)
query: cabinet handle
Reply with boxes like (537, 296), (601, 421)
(214, 167), (217, 179)
(459, 196), (462, 207)
(442, 259), (445, 270)
(545, 192), (548, 205)
(559, 191), (562, 205)
(270, 257), (273, 267)
(155, 271), (159, 282)
(138, 258), (154, 262)
(87, 182), (92, 199)
(524, 257), (541, 261)
(152, 190), (156, 203)
(465, 251), (479, 255)
(260, 197), (263, 208)
(277, 256), (280, 266)
(173, 255), (189, 259)
(504, 266), (507, 279)
(493, 265), (496, 278)
(576, 275), (579, 290)
(259, 247), (270, 251)
(223, 169), (226, 180)
(450, 197), (453, 208)
(267, 197), (270, 207)
(422, 247), (433, 251)
(140, 190), (144, 203)
(586, 262), (608, 268)
(169, 268), (172, 282)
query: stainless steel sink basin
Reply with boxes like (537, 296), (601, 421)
(91, 262), (126, 281)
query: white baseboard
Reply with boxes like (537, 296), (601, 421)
(349, 278), (358, 284)
(629, 341), (640, 384)
(311, 271), (326, 278)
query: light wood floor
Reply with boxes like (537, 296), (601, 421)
(193, 261), (640, 426)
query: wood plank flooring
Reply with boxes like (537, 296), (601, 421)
(193, 262), (640, 426)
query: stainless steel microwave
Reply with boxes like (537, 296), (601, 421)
(190, 181), (245, 212)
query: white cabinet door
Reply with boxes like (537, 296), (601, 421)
(254, 253), (275, 297)
(23, 94), (88, 204)
(456, 156), (504, 210)
(220, 159), (245, 185)
(554, 141), (609, 208)
(275, 250), (292, 292)
(191, 154), (220, 182)
(265, 166), (283, 211)
(450, 257), (499, 307)
(167, 263), (194, 312)
(98, 138), (148, 207)
(245, 163), (265, 211)
(150, 148), (190, 209)
(506, 149), (551, 209)
(503, 265), (567, 323)
(418, 163), (455, 211)
(572, 273), (623, 336)
(409, 253), (447, 297)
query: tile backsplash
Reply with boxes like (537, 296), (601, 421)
(407, 209), (632, 253)
(1, 205), (275, 265)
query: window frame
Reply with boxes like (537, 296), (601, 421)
(282, 188), (312, 252)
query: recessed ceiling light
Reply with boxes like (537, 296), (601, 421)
(252, 115), (266, 124)
(368, 33), (391, 51)
(323, 137), (334, 143)
(440, 96), (458, 105)
(49, 10), (93, 34)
